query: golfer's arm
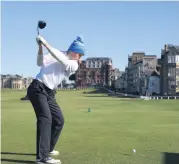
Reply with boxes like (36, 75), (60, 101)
(43, 43), (70, 66)
(41, 40), (78, 72)
(37, 45), (44, 66)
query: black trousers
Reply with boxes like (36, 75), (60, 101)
(27, 79), (64, 160)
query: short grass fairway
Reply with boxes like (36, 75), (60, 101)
(1, 89), (179, 164)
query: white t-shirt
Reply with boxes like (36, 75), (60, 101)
(35, 48), (78, 90)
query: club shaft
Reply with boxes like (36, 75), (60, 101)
(37, 26), (39, 35)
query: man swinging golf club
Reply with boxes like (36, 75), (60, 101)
(27, 34), (85, 164)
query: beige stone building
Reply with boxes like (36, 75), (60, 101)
(127, 52), (158, 94)
(1, 74), (33, 89)
(111, 68), (121, 81)
(127, 52), (145, 94)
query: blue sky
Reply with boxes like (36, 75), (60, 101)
(2, 1), (179, 77)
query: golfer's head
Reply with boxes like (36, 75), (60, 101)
(67, 36), (85, 61)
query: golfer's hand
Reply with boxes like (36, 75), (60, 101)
(36, 37), (42, 45)
(36, 35), (48, 46)
(38, 44), (43, 55)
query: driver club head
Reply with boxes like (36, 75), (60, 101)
(38, 21), (46, 29)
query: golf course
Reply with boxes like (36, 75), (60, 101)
(1, 89), (179, 164)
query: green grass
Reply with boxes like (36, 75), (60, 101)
(1, 90), (179, 164)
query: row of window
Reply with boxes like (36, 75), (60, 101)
(81, 75), (102, 78)
(86, 80), (102, 84)
(168, 55), (179, 63)
(87, 60), (112, 64)
(177, 81), (179, 87)
(2, 84), (22, 88)
(168, 68), (179, 77)
(87, 65), (101, 68)
(168, 80), (179, 89)
(88, 61), (101, 64)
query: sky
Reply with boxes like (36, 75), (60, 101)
(1, 1), (179, 77)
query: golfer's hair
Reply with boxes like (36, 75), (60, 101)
(66, 51), (71, 55)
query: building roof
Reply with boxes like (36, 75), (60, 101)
(162, 44), (179, 54)
(86, 57), (111, 60)
(1, 74), (23, 79)
(132, 52), (145, 55)
(144, 55), (157, 57)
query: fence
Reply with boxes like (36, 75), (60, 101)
(104, 88), (179, 100)
(56, 86), (96, 91)
(142, 96), (179, 100)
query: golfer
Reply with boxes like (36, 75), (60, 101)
(27, 35), (85, 164)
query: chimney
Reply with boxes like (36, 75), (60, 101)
(164, 44), (168, 52)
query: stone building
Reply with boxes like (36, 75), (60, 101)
(75, 57), (113, 87)
(115, 72), (126, 92)
(159, 44), (179, 95)
(127, 52), (158, 94)
(1, 74), (33, 89)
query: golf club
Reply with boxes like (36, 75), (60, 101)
(37, 20), (46, 35)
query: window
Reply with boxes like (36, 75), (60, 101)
(176, 68), (179, 76)
(92, 72), (95, 78)
(172, 56), (175, 63)
(168, 55), (178, 63)
(84, 72), (86, 78)
(168, 56), (171, 63)
(168, 68), (176, 77)
(177, 81), (179, 87)
(170, 80), (175, 85)
(172, 68), (176, 76)
(169, 80), (176, 89)
(176, 55), (179, 63)
(168, 80), (176, 89)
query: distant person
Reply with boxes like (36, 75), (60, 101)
(27, 35), (85, 164)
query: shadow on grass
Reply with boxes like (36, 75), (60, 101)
(162, 152), (179, 164)
(119, 152), (131, 156)
(1, 152), (35, 156)
(1, 159), (35, 163)
(84, 95), (108, 97)
(83, 88), (109, 94)
(1, 152), (36, 163)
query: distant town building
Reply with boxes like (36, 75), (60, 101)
(3, 44), (179, 96)
(115, 72), (126, 92)
(111, 68), (122, 81)
(147, 70), (160, 95)
(75, 57), (113, 87)
(1, 74), (33, 89)
(126, 52), (158, 94)
(159, 44), (179, 95)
